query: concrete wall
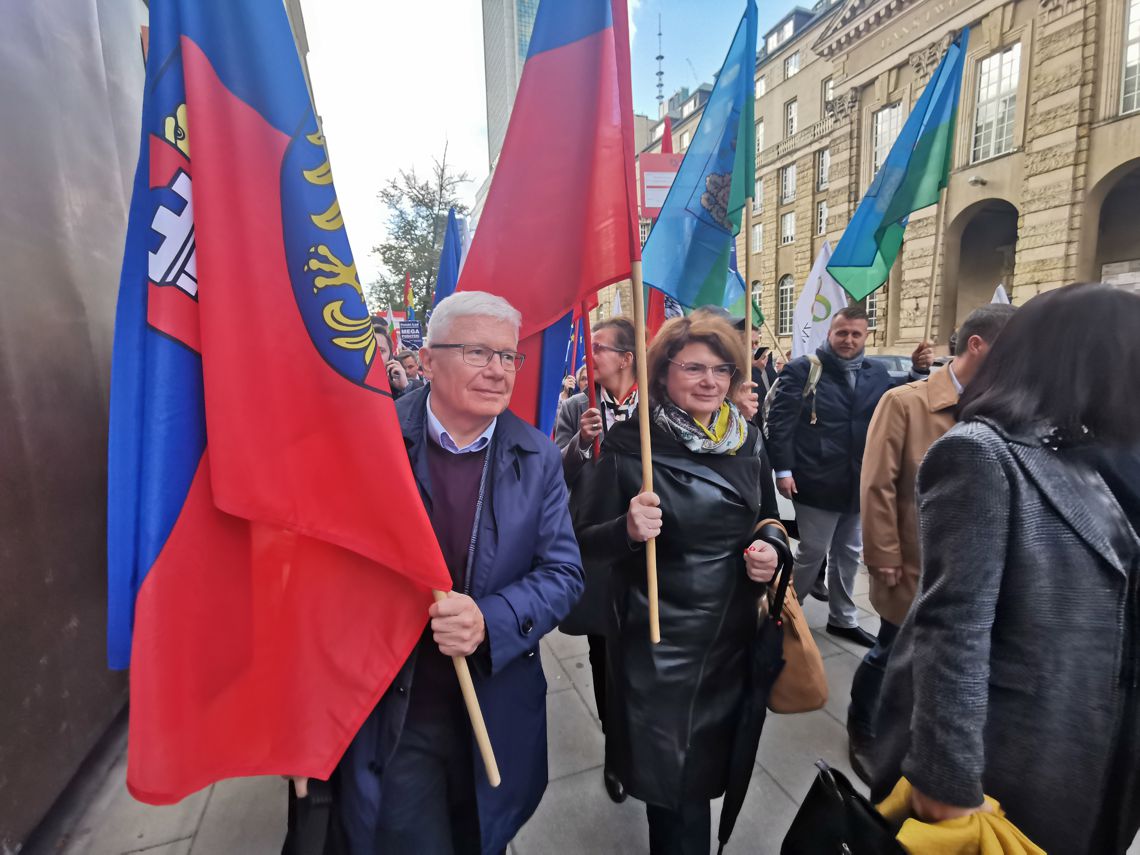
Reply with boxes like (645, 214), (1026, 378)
(0, 2), (146, 848)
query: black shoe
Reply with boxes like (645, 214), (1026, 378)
(826, 623), (877, 648)
(808, 580), (829, 602)
(603, 769), (627, 803)
(847, 732), (876, 787)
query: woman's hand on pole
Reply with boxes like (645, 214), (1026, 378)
(626, 491), (662, 542)
(744, 539), (778, 583)
(578, 407), (603, 445)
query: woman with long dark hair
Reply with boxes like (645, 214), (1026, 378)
(572, 313), (782, 853)
(871, 283), (1140, 854)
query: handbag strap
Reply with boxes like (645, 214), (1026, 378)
(754, 518), (795, 621)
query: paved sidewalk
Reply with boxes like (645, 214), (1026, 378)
(39, 571), (1140, 854)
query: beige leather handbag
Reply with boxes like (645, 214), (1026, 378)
(756, 519), (829, 714)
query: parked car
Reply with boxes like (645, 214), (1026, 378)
(865, 354), (911, 380)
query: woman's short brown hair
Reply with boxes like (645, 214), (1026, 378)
(645, 313), (749, 407)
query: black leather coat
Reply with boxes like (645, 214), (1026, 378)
(572, 419), (777, 808)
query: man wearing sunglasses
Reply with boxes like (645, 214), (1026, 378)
(337, 291), (584, 855)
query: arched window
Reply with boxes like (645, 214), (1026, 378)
(777, 275), (795, 335)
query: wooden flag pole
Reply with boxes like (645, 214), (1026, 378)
(743, 199), (753, 349)
(762, 318), (789, 363)
(433, 589), (502, 787)
(630, 261), (660, 644)
(923, 186), (949, 343)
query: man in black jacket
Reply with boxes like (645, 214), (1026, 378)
(766, 306), (931, 647)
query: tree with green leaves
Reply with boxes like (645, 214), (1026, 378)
(366, 145), (469, 318)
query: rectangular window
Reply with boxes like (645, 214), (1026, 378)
(680, 130), (691, 151)
(866, 290), (880, 330)
(751, 223), (763, 253)
(753, 177), (764, 212)
(784, 52), (801, 80)
(817, 147), (831, 190)
(758, 75), (767, 98)
(639, 219), (652, 247)
(972, 44), (1021, 162)
(816, 200), (828, 236)
(780, 163), (797, 203)
(781, 212), (796, 245)
(755, 119), (764, 159)
(872, 102), (903, 177)
(1126, 0), (1140, 113)
(822, 77), (835, 110)
(785, 98), (798, 138)
(766, 32), (780, 53)
(653, 123), (664, 140)
(682, 98), (696, 118)
(778, 276), (795, 335)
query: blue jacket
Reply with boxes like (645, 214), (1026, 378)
(766, 348), (904, 514)
(337, 388), (584, 854)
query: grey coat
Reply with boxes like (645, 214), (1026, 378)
(871, 419), (1140, 855)
(554, 392), (593, 484)
(553, 391), (613, 635)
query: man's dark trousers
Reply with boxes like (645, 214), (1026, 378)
(847, 619), (900, 780)
(374, 688), (480, 854)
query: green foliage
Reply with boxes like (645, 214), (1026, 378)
(366, 145), (469, 316)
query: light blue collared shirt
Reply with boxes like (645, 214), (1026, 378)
(426, 393), (497, 454)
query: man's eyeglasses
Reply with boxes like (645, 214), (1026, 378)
(430, 343), (526, 372)
(592, 342), (631, 356)
(668, 360), (737, 380)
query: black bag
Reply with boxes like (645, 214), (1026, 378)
(282, 778), (347, 855)
(781, 761), (905, 855)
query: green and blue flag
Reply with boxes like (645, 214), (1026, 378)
(828, 29), (970, 300)
(642, 0), (757, 309)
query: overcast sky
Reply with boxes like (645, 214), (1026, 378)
(299, 0), (792, 287)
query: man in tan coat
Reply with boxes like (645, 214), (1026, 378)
(847, 304), (1015, 780)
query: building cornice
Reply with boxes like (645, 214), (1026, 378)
(812, 0), (925, 59)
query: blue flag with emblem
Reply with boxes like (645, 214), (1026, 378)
(642, 0), (757, 309)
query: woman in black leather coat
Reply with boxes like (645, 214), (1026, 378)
(572, 314), (781, 855)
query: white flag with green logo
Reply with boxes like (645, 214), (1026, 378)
(793, 241), (848, 359)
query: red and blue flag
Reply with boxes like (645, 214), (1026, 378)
(108, 0), (451, 804)
(458, 0), (640, 431)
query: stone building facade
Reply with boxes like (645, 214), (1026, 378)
(743, 0), (1140, 354)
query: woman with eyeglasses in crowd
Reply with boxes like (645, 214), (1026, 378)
(571, 313), (781, 854)
(554, 316), (640, 803)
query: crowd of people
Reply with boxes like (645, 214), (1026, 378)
(304, 282), (1139, 855)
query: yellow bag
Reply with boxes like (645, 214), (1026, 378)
(877, 778), (1046, 855)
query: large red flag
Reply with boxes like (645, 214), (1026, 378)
(459, 0), (640, 427)
(108, 0), (451, 804)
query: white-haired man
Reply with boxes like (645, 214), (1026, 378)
(336, 292), (584, 855)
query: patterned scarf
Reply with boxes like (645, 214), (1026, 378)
(599, 385), (638, 430)
(652, 400), (749, 455)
